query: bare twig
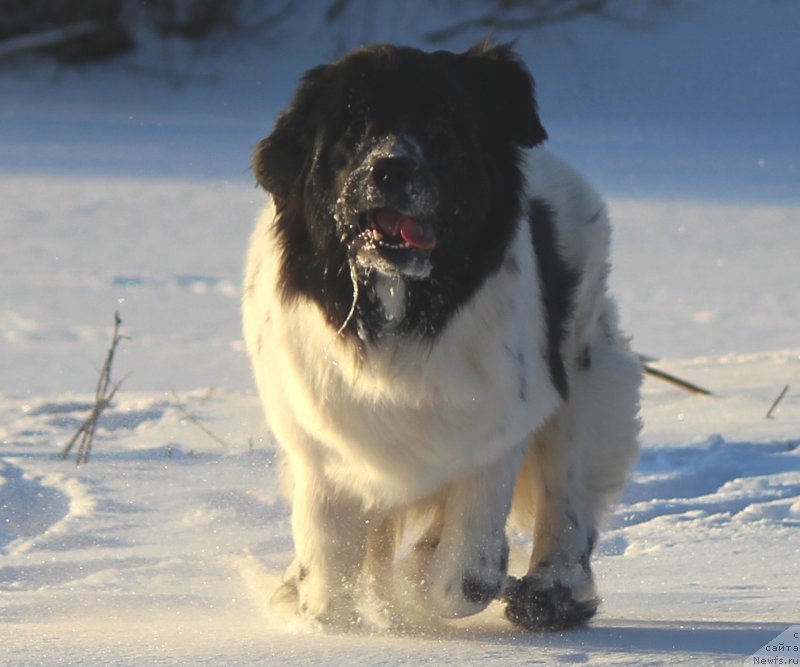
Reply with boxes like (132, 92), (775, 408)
(61, 312), (129, 464)
(170, 389), (228, 448)
(0, 21), (100, 61)
(640, 358), (713, 396)
(199, 386), (217, 404)
(422, 0), (673, 43)
(766, 384), (790, 419)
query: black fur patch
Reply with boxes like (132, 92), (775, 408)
(580, 529), (599, 574)
(527, 198), (580, 398)
(463, 576), (502, 605)
(578, 345), (592, 371)
(253, 43), (547, 343)
(503, 577), (599, 631)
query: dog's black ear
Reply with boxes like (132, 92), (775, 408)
(462, 42), (548, 148)
(252, 65), (330, 201)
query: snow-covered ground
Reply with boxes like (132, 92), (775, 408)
(1, 2), (798, 664)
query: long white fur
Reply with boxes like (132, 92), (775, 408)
(242, 147), (641, 624)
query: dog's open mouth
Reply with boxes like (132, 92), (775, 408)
(365, 207), (437, 251)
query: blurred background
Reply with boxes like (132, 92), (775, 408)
(1, 1), (798, 393)
(1, 0), (798, 201)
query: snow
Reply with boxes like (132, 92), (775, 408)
(1, 1), (798, 664)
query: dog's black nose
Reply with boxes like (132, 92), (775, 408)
(371, 157), (417, 195)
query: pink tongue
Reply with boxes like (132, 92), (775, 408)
(374, 208), (436, 250)
(398, 217), (437, 250)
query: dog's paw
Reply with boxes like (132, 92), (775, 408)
(502, 576), (599, 631)
(425, 538), (509, 618)
(270, 578), (301, 618)
(270, 563), (362, 631)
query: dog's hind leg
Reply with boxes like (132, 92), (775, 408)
(505, 328), (641, 631)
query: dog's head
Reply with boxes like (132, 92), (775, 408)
(253, 43), (546, 339)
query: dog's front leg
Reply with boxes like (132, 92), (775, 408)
(420, 444), (525, 619)
(275, 461), (369, 628)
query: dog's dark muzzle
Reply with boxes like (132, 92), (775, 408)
(337, 136), (440, 277)
(371, 156), (427, 202)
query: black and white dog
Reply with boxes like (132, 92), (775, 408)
(243, 43), (641, 631)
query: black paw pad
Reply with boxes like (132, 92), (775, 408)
(503, 577), (599, 631)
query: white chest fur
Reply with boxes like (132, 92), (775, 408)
(242, 205), (561, 509)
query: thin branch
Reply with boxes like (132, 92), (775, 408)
(196, 386), (217, 405)
(229, 1), (298, 39)
(423, 0), (643, 43)
(0, 21), (100, 61)
(61, 312), (129, 464)
(325, 0), (353, 22)
(640, 359), (713, 396)
(170, 389), (228, 449)
(766, 384), (790, 419)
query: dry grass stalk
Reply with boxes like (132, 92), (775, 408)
(640, 358), (713, 396)
(765, 384), (790, 419)
(61, 312), (129, 464)
(170, 388), (228, 449)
